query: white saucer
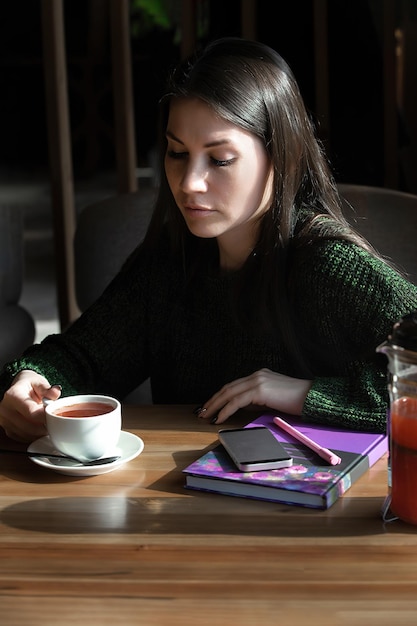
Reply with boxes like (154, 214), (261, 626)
(27, 431), (144, 477)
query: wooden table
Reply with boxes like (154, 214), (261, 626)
(0, 404), (416, 625)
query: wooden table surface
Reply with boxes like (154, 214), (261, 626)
(0, 404), (416, 626)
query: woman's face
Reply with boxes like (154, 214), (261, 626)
(164, 97), (273, 267)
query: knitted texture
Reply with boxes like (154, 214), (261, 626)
(1, 235), (416, 433)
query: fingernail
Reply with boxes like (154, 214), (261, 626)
(193, 406), (207, 417)
(210, 416), (217, 424)
(50, 384), (62, 391)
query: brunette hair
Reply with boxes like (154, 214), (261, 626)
(142, 37), (377, 374)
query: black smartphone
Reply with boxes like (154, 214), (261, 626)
(218, 426), (293, 472)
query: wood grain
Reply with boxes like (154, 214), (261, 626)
(0, 405), (415, 626)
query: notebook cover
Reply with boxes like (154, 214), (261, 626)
(183, 413), (387, 509)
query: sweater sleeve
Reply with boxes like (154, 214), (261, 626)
(293, 240), (417, 432)
(0, 243), (158, 401)
(303, 365), (388, 432)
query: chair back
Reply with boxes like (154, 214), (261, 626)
(338, 183), (417, 285)
(0, 205), (35, 366)
(74, 189), (156, 402)
(74, 189), (155, 310)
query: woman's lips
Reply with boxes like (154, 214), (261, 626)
(184, 204), (213, 217)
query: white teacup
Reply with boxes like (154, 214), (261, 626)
(44, 394), (122, 462)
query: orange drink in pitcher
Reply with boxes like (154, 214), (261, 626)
(390, 396), (417, 524)
(377, 312), (417, 525)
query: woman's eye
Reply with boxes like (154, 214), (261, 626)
(166, 150), (234, 167)
(211, 157), (234, 167)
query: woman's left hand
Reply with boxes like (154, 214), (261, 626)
(197, 368), (312, 424)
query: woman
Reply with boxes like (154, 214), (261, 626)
(1, 37), (416, 442)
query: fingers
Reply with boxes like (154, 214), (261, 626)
(10, 370), (52, 407)
(196, 374), (261, 424)
(0, 397), (48, 442)
(41, 384), (62, 404)
(1, 415), (45, 443)
(0, 371), (55, 443)
(194, 369), (312, 426)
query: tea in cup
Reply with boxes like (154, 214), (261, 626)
(44, 394), (122, 462)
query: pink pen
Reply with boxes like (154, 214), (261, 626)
(272, 416), (342, 465)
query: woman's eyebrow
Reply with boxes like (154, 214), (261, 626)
(166, 130), (183, 144)
(166, 129), (232, 149)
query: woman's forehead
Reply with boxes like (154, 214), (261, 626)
(166, 98), (263, 150)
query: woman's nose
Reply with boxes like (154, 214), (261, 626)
(180, 163), (208, 193)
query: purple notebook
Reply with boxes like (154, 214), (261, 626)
(183, 413), (387, 510)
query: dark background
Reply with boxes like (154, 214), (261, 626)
(1, 0), (416, 192)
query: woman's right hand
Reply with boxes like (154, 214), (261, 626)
(0, 370), (61, 443)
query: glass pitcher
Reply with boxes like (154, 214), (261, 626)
(377, 311), (417, 524)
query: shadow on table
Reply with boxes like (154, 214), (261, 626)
(1, 490), (412, 537)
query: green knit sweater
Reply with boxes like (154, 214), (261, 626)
(1, 233), (417, 433)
